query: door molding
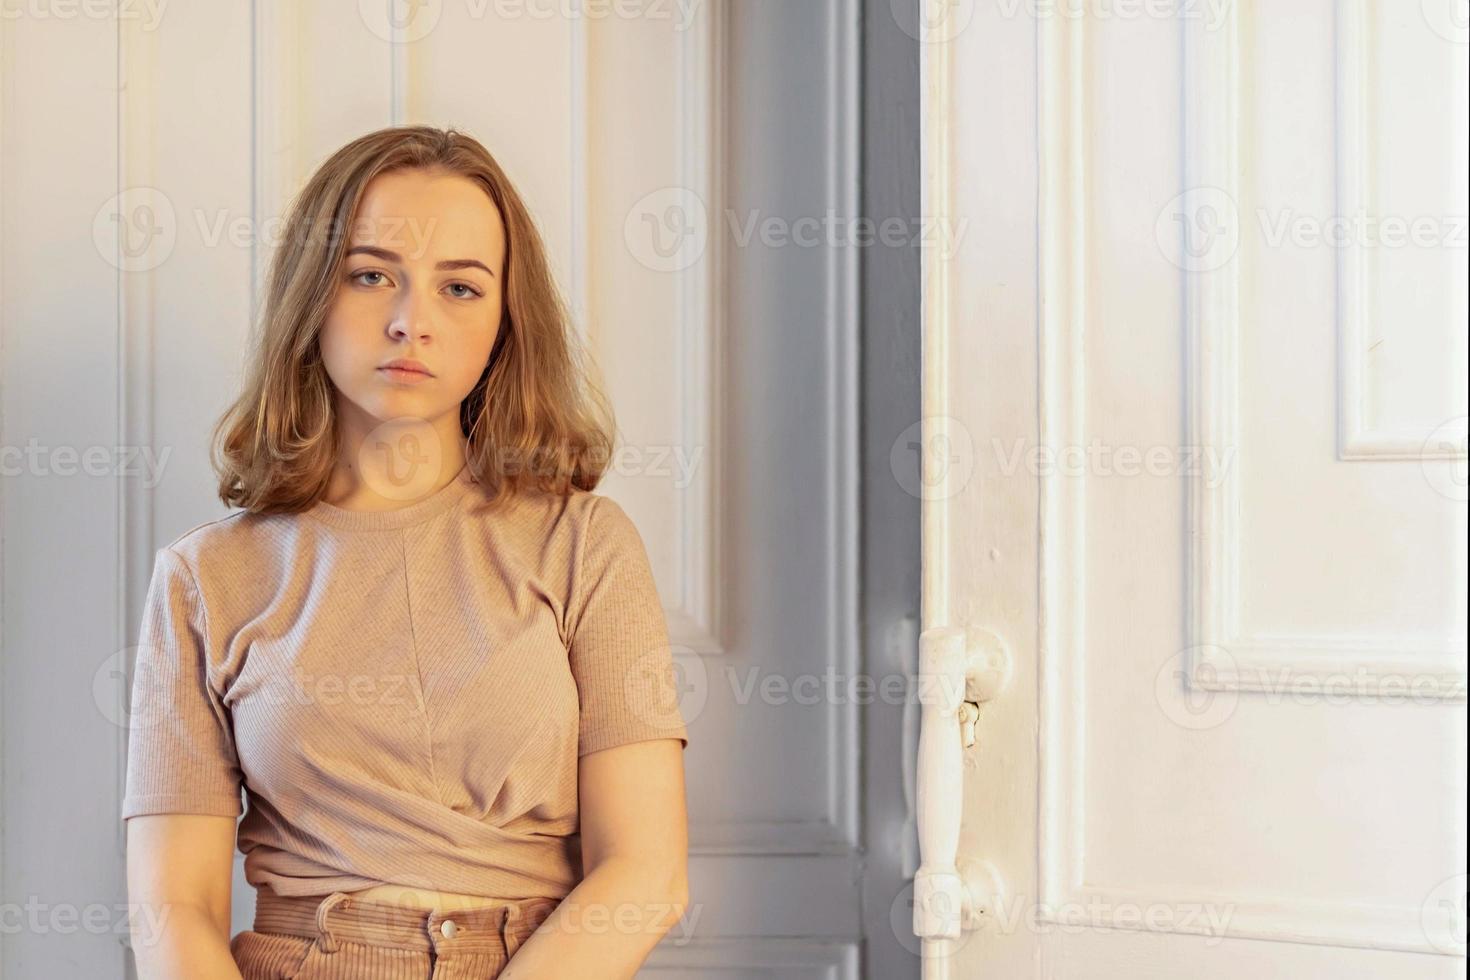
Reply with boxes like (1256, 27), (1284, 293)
(1039, 4), (1465, 957)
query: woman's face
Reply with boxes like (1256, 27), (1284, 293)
(319, 167), (506, 468)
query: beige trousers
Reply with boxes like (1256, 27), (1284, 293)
(231, 888), (560, 979)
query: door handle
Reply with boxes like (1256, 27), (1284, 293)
(912, 625), (1011, 949)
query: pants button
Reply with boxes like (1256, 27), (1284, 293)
(440, 918), (459, 939)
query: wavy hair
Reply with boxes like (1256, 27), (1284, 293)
(211, 124), (614, 513)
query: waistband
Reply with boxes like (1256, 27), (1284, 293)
(253, 888), (562, 958)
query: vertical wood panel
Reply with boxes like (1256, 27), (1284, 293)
(2, 8), (125, 977)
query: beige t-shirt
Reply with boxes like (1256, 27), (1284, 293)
(120, 463), (689, 901)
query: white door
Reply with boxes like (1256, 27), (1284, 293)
(917, 1), (1467, 976)
(3, 4), (873, 977)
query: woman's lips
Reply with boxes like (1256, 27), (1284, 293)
(378, 366), (433, 383)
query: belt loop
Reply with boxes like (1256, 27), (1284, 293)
(313, 892), (350, 953)
(500, 902), (523, 956)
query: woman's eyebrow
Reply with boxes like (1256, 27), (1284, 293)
(346, 244), (495, 278)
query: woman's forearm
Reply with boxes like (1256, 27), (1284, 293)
(129, 903), (244, 980)
(499, 859), (688, 980)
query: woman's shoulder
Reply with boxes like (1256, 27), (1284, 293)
(155, 507), (299, 593)
(470, 483), (607, 532)
(159, 510), (247, 560)
(466, 486), (647, 567)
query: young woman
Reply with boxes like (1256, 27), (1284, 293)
(122, 125), (690, 979)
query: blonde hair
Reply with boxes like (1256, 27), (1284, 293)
(211, 124), (614, 513)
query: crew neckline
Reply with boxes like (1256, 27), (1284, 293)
(303, 462), (477, 531)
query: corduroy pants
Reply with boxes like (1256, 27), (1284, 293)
(231, 888), (561, 979)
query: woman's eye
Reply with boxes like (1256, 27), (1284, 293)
(349, 271), (478, 298)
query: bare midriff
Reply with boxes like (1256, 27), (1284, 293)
(340, 883), (521, 912)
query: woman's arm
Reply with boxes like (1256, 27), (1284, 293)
(126, 813), (244, 980)
(500, 737), (689, 980)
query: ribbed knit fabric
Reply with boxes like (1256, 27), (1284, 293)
(120, 462), (688, 901)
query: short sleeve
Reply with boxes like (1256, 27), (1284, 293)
(567, 496), (690, 757)
(120, 547), (244, 820)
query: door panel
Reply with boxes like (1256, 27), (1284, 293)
(2, 3), (872, 977)
(922, 0), (1468, 975)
